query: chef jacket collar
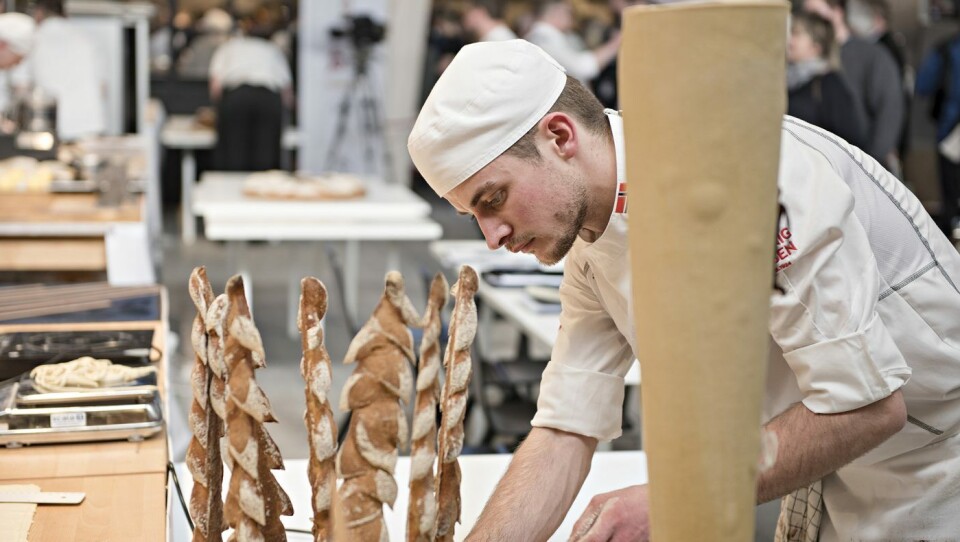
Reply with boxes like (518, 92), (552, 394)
(606, 109), (627, 214)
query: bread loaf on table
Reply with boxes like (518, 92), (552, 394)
(299, 277), (338, 541)
(435, 266), (478, 542)
(337, 271), (423, 542)
(222, 275), (293, 541)
(186, 267), (226, 542)
(407, 273), (449, 542)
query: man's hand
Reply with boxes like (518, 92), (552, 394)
(466, 427), (597, 541)
(569, 485), (650, 542)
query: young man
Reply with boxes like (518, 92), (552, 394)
(408, 39), (960, 541)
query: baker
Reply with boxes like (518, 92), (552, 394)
(408, 39), (960, 541)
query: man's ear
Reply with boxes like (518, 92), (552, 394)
(540, 112), (578, 160)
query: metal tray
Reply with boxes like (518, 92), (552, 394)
(0, 378), (163, 448)
(15, 369), (158, 406)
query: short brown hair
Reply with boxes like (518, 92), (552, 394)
(793, 12), (835, 59)
(505, 75), (610, 161)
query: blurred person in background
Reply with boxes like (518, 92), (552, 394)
(525, 0), (620, 84)
(462, 0), (516, 42)
(916, 23), (960, 239)
(176, 8), (233, 80)
(0, 13), (33, 123)
(803, 0), (903, 174)
(591, 0), (646, 108)
(0, 13), (32, 70)
(209, 12), (292, 171)
(29, 0), (105, 140)
(787, 12), (867, 149)
(847, 0), (912, 171)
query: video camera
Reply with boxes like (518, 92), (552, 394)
(330, 15), (387, 51)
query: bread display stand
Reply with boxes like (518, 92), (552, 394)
(336, 272), (423, 541)
(222, 275), (294, 541)
(187, 267), (226, 542)
(299, 277), (339, 541)
(619, 1), (787, 540)
(407, 273), (449, 542)
(435, 266), (478, 542)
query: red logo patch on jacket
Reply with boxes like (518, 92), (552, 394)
(775, 227), (798, 272)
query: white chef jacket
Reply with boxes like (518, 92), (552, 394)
(209, 35), (291, 93)
(524, 22), (599, 83)
(29, 17), (105, 140)
(531, 112), (960, 539)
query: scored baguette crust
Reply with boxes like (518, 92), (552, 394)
(299, 277), (339, 541)
(187, 267), (226, 542)
(407, 273), (449, 542)
(337, 271), (423, 541)
(435, 266), (478, 542)
(222, 276), (293, 542)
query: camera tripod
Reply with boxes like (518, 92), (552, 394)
(324, 45), (394, 181)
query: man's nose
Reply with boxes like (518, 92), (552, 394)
(477, 216), (511, 250)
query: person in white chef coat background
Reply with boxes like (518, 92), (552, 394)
(0, 13), (33, 125)
(525, 0), (620, 85)
(25, 0), (105, 141)
(0, 13), (33, 71)
(408, 39), (960, 542)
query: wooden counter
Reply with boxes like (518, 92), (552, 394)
(0, 192), (143, 275)
(0, 302), (168, 541)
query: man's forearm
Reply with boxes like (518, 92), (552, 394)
(467, 426), (597, 541)
(757, 390), (906, 503)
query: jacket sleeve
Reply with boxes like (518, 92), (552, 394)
(531, 250), (635, 441)
(771, 126), (912, 414)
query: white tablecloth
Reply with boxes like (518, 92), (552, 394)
(171, 451), (647, 541)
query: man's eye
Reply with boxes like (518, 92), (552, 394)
(488, 191), (505, 207)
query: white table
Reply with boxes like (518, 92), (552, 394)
(193, 172), (443, 334)
(171, 451), (648, 542)
(160, 114), (300, 244)
(430, 240), (640, 386)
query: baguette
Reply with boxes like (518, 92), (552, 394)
(222, 275), (293, 541)
(337, 271), (423, 541)
(299, 277), (339, 541)
(435, 266), (478, 542)
(186, 267), (225, 542)
(407, 273), (448, 542)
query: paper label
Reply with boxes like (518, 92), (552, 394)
(50, 412), (87, 429)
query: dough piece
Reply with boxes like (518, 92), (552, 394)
(242, 170), (366, 200)
(435, 266), (478, 542)
(30, 356), (155, 393)
(336, 271), (423, 541)
(222, 275), (293, 541)
(299, 277), (339, 541)
(186, 267), (226, 542)
(406, 273), (448, 542)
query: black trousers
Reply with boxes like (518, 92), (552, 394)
(213, 85), (282, 171)
(938, 153), (960, 237)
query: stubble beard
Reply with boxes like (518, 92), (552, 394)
(538, 179), (589, 265)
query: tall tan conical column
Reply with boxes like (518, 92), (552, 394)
(619, 2), (788, 540)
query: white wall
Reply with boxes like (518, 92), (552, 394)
(299, 0), (430, 185)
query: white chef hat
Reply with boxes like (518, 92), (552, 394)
(0, 13), (34, 56)
(407, 39), (567, 197)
